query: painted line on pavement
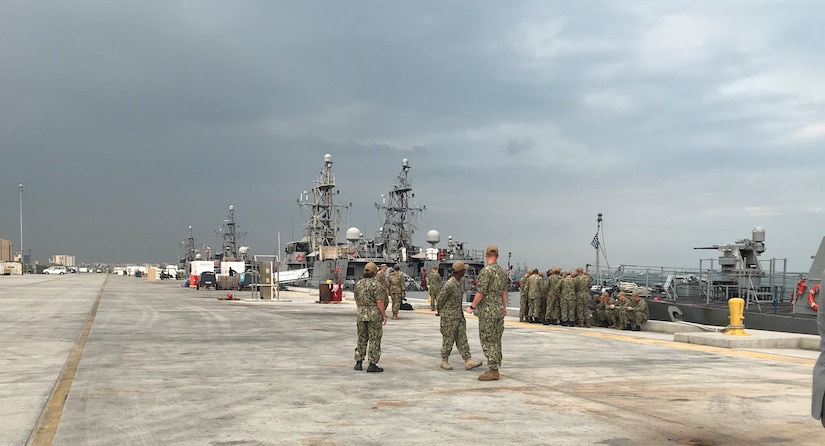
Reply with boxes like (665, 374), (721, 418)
(27, 277), (107, 446)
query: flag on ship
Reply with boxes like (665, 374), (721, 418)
(591, 233), (599, 250)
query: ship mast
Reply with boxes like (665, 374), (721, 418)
(298, 154), (349, 254)
(217, 205), (245, 260)
(181, 225), (197, 272)
(375, 159), (425, 262)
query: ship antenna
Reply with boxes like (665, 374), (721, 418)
(593, 213), (613, 287)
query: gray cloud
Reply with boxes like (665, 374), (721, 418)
(1, 1), (824, 273)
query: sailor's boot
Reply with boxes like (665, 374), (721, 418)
(354, 360), (362, 371)
(392, 312), (399, 320)
(464, 357), (482, 370)
(577, 321), (585, 327)
(441, 359), (453, 370)
(367, 363), (383, 373)
(478, 369), (500, 381)
(631, 324), (641, 331)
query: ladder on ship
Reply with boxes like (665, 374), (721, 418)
(664, 274), (678, 300)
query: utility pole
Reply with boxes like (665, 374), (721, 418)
(19, 183), (24, 274)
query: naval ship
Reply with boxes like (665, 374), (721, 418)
(282, 154), (485, 294)
(590, 224), (821, 335)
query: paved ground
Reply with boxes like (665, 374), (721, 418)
(1, 274), (823, 445)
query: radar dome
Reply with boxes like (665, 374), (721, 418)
(752, 226), (765, 242)
(346, 227), (362, 242)
(324, 154), (332, 163)
(239, 246), (249, 254)
(195, 253), (202, 260)
(426, 230), (440, 245)
(402, 158), (409, 168)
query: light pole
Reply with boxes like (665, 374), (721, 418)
(18, 183), (24, 274)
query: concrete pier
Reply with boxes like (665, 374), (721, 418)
(1, 274), (822, 445)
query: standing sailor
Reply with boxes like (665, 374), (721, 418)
(388, 263), (405, 320)
(428, 266), (442, 314)
(376, 264), (390, 314)
(519, 270), (532, 322)
(544, 268), (562, 325)
(353, 262), (387, 372)
(437, 261), (483, 371)
(466, 245), (508, 381)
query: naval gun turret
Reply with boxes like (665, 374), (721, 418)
(694, 227), (766, 288)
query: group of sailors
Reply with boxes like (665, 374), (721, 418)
(517, 267), (649, 331)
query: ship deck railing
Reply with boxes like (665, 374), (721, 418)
(589, 260), (800, 311)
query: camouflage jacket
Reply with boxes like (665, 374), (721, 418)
(561, 276), (577, 298)
(354, 277), (384, 322)
(476, 262), (507, 319)
(428, 271), (442, 298)
(630, 298), (649, 319)
(376, 272), (389, 297)
(547, 274), (562, 299)
(527, 274), (542, 299)
(436, 276), (465, 320)
(575, 273), (592, 296)
(520, 276), (531, 297)
(389, 270), (405, 294)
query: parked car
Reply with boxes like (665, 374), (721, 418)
(197, 271), (217, 290)
(43, 266), (68, 275)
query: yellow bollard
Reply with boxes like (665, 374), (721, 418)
(725, 297), (750, 336)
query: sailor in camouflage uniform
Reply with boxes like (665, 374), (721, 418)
(575, 267), (593, 327)
(527, 269), (543, 323)
(543, 267), (562, 325)
(466, 245), (508, 381)
(388, 264), (405, 320)
(560, 270), (577, 327)
(353, 262), (387, 372)
(376, 264), (390, 314)
(519, 271), (532, 322)
(592, 292), (612, 327)
(624, 291), (649, 331)
(428, 266), (442, 313)
(437, 261), (483, 371)
(608, 292), (628, 329)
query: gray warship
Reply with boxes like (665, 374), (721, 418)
(283, 154), (485, 293)
(590, 222), (821, 335)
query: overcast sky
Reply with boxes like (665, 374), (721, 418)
(1, 1), (823, 273)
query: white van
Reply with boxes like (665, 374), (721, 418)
(44, 266), (68, 275)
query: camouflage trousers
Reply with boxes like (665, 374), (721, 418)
(537, 297), (547, 321)
(440, 317), (471, 360)
(609, 308), (625, 326)
(576, 295), (590, 323)
(618, 310), (647, 327)
(560, 295), (576, 322)
(390, 292), (403, 313)
(545, 295), (560, 322)
(429, 292), (437, 311)
(519, 293), (530, 320)
(529, 297), (542, 321)
(593, 308), (611, 326)
(478, 317), (504, 370)
(354, 319), (383, 364)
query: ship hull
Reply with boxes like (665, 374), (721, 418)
(647, 299), (819, 335)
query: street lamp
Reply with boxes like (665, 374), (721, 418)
(18, 183), (24, 274)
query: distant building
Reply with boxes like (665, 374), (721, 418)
(0, 238), (12, 262)
(51, 254), (76, 267)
